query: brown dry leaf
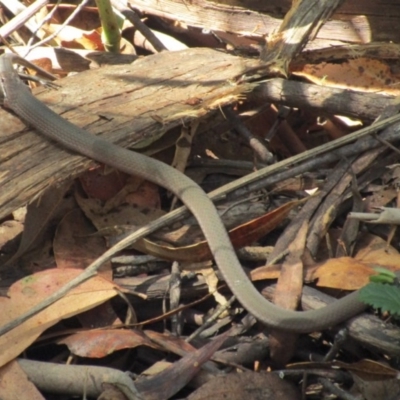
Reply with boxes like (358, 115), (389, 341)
(334, 359), (399, 381)
(144, 330), (199, 355)
(273, 221), (307, 311)
(58, 26), (106, 52)
(0, 269), (118, 367)
(310, 257), (376, 290)
(124, 180), (161, 209)
(287, 359), (400, 382)
(141, 360), (173, 377)
(354, 232), (400, 267)
(25, 58), (54, 79)
(54, 210), (117, 327)
(55, 25), (104, 50)
(251, 234), (400, 291)
(79, 167), (129, 201)
(365, 187), (398, 210)
(294, 58), (400, 95)
(3, 182), (70, 268)
(59, 25), (135, 54)
(77, 301), (123, 331)
(59, 329), (159, 358)
(0, 360), (44, 400)
(134, 200), (300, 262)
(187, 371), (300, 400)
(76, 189), (164, 234)
(54, 209), (111, 278)
(79, 167), (161, 209)
(269, 221), (308, 366)
(250, 263), (282, 281)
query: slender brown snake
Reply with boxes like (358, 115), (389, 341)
(0, 53), (368, 332)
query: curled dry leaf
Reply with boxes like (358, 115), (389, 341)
(59, 329), (160, 358)
(134, 199), (301, 262)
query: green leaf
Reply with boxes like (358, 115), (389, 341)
(373, 266), (396, 277)
(369, 274), (396, 284)
(370, 267), (396, 283)
(359, 283), (400, 316)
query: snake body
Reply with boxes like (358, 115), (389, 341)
(0, 54), (367, 332)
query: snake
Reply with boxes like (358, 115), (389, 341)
(0, 53), (368, 333)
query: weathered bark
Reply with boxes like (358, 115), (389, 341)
(252, 78), (394, 121)
(0, 48), (260, 220)
(0, 47), (394, 221)
(131, 0), (400, 47)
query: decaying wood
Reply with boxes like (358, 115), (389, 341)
(294, 43), (400, 66)
(0, 48), (260, 220)
(0, 46), (395, 221)
(131, 0), (400, 48)
(1, 0), (397, 223)
(252, 79), (394, 121)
